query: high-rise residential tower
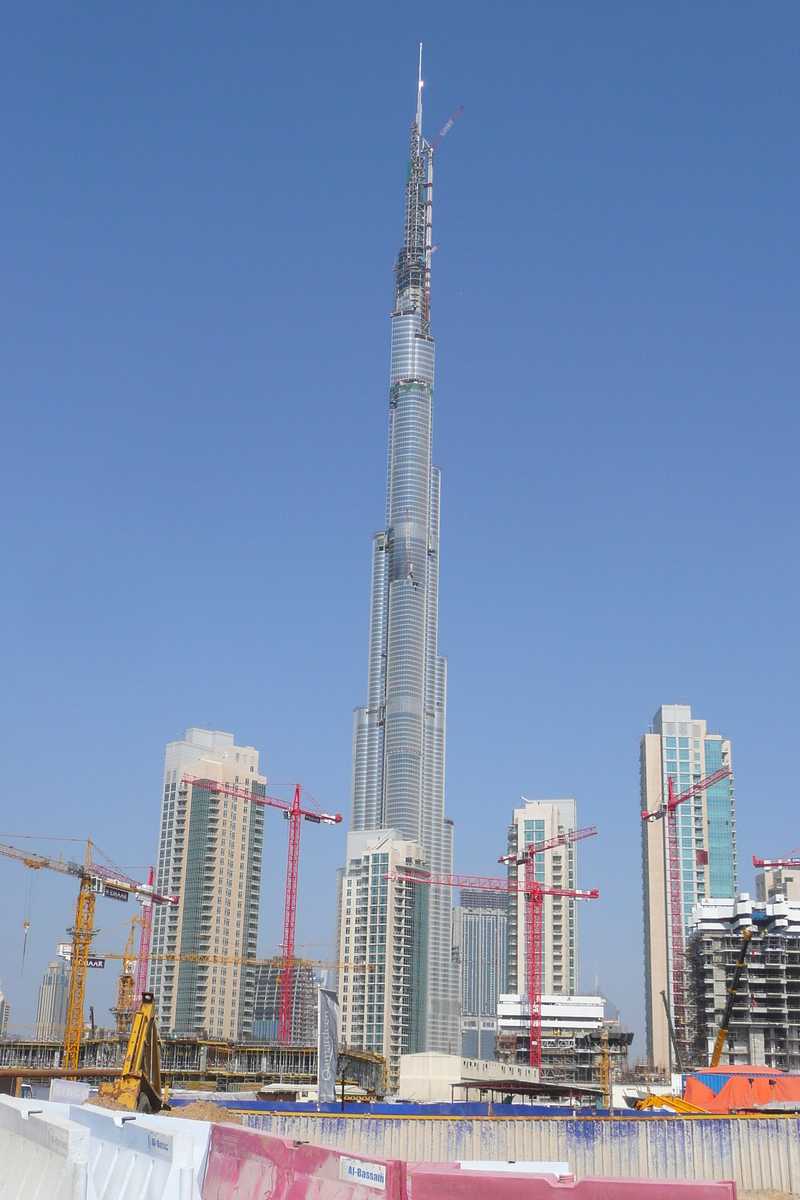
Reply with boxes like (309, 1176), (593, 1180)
(35, 958), (71, 1041)
(506, 799), (580, 999)
(453, 889), (508, 1059)
(342, 59), (459, 1055)
(150, 728), (265, 1040)
(641, 703), (737, 1070)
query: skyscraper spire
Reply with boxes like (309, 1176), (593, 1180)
(340, 59), (461, 1060)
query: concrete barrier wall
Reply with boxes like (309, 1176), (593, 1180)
(203, 1124), (736, 1200)
(0, 1096), (210, 1200)
(0, 1096), (89, 1200)
(244, 1111), (800, 1195)
(202, 1125), (404, 1200)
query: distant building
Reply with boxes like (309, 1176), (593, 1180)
(150, 728), (265, 1040)
(35, 959), (71, 1041)
(641, 704), (737, 1072)
(507, 799), (579, 999)
(689, 894), (800, 1071)
(335, 830), (429, 1092)
(0, 983), (9, 1035)
(251, 959), (317, 1045)
(756, 867), (800, 903)
(453, 889), (507, 1060)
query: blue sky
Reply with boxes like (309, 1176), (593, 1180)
(1, 3), (798, 1052)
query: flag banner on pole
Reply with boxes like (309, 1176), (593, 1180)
(317, 986), (339, 1104)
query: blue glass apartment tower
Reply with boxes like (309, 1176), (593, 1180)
(641, 703), (737, 1070)
(346, 66), (459, 1054)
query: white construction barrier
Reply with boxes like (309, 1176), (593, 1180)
(0, 1095), (90, 1200)
(0, 1096), (212, 1200)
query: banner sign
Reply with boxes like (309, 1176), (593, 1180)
(317, 986), (339, 1104)
(57, 944), (104, 968)
(103, 884), (129, 902)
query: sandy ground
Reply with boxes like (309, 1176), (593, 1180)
(85, 1094), (242, 1123)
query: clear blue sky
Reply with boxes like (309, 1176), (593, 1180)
(1, 3), (798, 1053)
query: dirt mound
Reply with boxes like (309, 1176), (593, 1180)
(84, 1094), (129, 1112)
(84, 1095), (242, 1123)
(169, 1100), (243, 1124)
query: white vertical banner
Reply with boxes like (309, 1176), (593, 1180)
(317, 985), (340, 1104)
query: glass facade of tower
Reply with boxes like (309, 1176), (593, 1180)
(641, 703), (737, 1068)
(346, 95), (459, 1054)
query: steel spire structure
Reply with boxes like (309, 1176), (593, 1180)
(347, 49), (460, 1052)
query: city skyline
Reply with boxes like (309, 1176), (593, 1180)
(0, 8), (797, 1053)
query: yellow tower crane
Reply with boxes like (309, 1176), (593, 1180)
(110, 918), (139, 1038)
(0, 840), (176, 1071)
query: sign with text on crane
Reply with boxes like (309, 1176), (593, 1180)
(103, 884), (129, 902)
(56, 943), (105, 968)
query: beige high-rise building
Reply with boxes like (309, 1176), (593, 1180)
(150, 728), (265, 1040)
(506, 799), (579, 999)
(335, 830), (429, 1092)
(641, 704), (736, 1071)
(756, 868), (800, 902)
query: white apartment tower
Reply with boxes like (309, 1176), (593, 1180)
(335, 830), (429, 1092)
(150, 728), (265, 1040)
(641, 704), (737, 1070)
(507, 799), (579, 999)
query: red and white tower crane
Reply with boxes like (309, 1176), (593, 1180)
(182, 776), (341, 1044)
(499, 825), (599, 1072)
(642, 766), (732, 1055)
(752, 847), (800, 871)
(393, 825), (599, 1074)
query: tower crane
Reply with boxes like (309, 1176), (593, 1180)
(135, 867), (155, 1012)
(0, 840), (176, 1070)
(110, 918), (138, 1037)
(642, 766), (732, 1063)
(752, 847), (800, 870)
(392, 825), (599, 1074)
(181, 776), (341, 1044)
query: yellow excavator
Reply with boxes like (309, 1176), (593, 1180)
(98, 992), (166, 1112)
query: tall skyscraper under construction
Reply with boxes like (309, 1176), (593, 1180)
(340, 56), (459, 1058)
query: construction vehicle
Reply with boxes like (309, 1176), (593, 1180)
(710, 928), (753, 1067)
(392, 825), (599, 1074)
(97, 992), (164, 1112)
(642, 767), (732, 1067)
(181, 776), (341, 1043)
(0, 840), (176, 1070)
